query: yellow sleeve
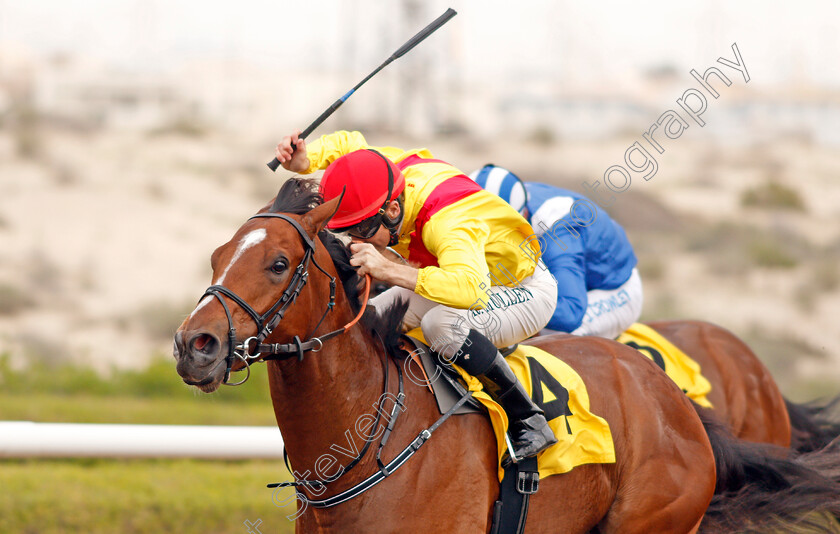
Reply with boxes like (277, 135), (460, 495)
(303, 131), (370, 174)
(414, 214), (490, 309)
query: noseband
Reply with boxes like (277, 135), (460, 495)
(199, 213), (369, 386)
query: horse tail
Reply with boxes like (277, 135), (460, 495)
(785, 394), (840, 453)
(694, 402), (840, 533)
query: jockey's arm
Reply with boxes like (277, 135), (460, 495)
(352, 222), (489, 309)
(413, 216), (492, 310)
(541, 226), (588, 332)
(274, 130), (372, 174)
(349, 243), (419, 289)
(293, 130), (414, 176)
(302, 131), (371, 173)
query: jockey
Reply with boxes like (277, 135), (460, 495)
(469, 164), (642, 339)
(275, 131), (559, 460)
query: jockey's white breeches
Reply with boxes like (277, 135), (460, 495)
(542, 267), (643, 340)
(371, 261), (558, 358)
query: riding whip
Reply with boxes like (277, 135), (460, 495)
(267, 7), (457, 171)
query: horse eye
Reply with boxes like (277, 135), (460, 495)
(270, 260), (287, 275)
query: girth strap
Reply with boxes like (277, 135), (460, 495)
(490, 456), (539, 534)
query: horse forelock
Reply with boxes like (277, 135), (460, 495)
(269, 177), (324, 214)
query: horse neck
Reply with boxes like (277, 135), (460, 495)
(266, 268), (388, 475)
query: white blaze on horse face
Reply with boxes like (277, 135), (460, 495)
(191, 229), (267, 317)
(216, 229), (267, 285)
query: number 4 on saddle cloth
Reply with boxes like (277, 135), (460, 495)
(616, 323), (713, 409)
(401, 326), (709, 534)
(403, 328), (616, 483)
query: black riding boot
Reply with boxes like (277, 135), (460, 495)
(454, 330), (557, 460)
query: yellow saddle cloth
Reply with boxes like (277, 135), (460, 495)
(616, 323), (713, 408)
(407, 329), (615, 482)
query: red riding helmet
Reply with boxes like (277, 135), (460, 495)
(319, 149), (406, 229)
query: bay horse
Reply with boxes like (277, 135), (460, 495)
(174, 178), (840, 533)
(640, 320), (793, 447)
(646, 320), (840, 452)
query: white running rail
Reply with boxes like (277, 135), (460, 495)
(0, 421), (285, 458)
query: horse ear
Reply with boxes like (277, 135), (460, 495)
(302, 187), (345, 238)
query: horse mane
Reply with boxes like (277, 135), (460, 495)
(373, 298), (411, 358)
(319, 230), (363, 315)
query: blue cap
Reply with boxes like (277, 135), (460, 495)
(468, 164), (528, 216)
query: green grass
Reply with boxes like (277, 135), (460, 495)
(0, 355), (272, 403)
(0, 393), (277, 425)
(0, 354), (277, 425)
(0, 459), (297, 534)
(0, 354), (304, 533)
(0, 356), (296, 532)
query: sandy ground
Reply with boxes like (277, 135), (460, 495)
(1, 126), (838, 390)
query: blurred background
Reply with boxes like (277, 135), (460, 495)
(1, 0), (839, 532)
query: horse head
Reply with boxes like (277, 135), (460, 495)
(173, 178), (355, 392)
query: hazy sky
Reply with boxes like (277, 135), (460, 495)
(1, 0), (838, 87)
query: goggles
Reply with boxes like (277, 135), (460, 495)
(334, 149), (396, 240)
(336, 213), (384, 239)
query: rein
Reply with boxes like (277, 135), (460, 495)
(258, 274), (369, 362)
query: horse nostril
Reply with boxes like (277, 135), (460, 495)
(173, 331), (186, 359)
(191, 333), (219, 357)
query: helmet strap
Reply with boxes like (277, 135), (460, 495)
(365, 149), (404, 245)
(382, 194), (404, 246)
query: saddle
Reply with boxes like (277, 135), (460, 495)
(401, 335), (485, 415)
(400, 331), (616, 534)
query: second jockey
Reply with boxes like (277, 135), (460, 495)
(469, 164), (643, 339)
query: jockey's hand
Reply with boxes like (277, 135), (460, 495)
(275, 130), (310, 173)
(350, 243), (419, 290)
(349, 243), (390, 279)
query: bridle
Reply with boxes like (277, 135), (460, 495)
(196, 210), (473, 508)
(199, 212), (369, 386)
